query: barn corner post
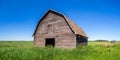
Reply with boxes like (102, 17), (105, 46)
(33, 10), (88, 48)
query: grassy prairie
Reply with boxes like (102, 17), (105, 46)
(0, 41), (120, 60)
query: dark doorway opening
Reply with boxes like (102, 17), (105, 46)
(45, 38), (55, 47)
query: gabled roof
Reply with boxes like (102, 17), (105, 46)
(33, 10), (88, 38)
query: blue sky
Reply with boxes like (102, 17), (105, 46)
(0, 0), (120, 41)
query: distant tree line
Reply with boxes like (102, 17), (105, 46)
(94, 40), (109, 42)
(88, 40), (119, 42)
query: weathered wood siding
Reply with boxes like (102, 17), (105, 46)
(34, 12), (76, 48)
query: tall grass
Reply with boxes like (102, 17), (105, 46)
(0, 41), (120, 60)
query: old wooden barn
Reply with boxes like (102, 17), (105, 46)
(33, 10), (88, 48)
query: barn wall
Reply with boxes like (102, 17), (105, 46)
(34, 12), (76, 48)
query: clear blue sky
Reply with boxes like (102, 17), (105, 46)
(0, 0), (120, 41)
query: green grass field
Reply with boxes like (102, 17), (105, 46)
(0, 41), (120, 60)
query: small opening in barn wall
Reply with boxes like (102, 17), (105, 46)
(47, 24), (52, 33)
(45, 38), (55, 47)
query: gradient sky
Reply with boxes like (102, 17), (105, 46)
(0, 0), (120, 41)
